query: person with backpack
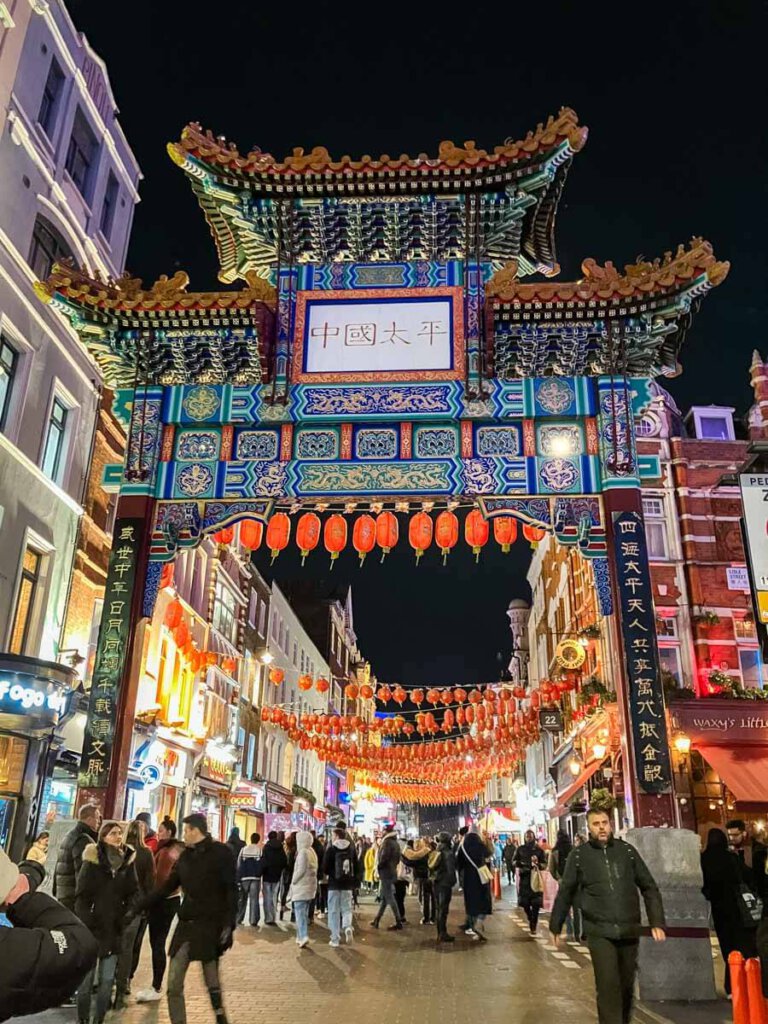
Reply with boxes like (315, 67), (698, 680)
(236, 833), (263, 927)
(260, 831), (288, 926)
(429, 832), (457, 943)
(404, 838), (433, 924)
(323, 825), (358, 947)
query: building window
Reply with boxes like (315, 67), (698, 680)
(9, 546), (42, 654)
(247, 590), (257, 628)
(734, 616), (757, 641)
(41, 396), (68, 483)
(212, 579), (238, 644)
(0, 336), (18, 431)
(284, 627), (290, 656)
(642, 496), (664, 518)
(738, 648), (764, 690)
(257, 600), (266, 637)
(690, 408), (736, 441)
(278, 621), (285, 652)
(38, 58), (64, 138)
(65, 109), (98, 198)
(646, 521), (668, 560)
(658, 646), (683, 685)
(656, 615), (678, 638)
(292, 640), (298, 667)
(99, 171), (119, 239)
(29, 215), (74, 280)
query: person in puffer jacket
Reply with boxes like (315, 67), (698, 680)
(288, 832), (317, 948)
(0, 849), (98, 1021)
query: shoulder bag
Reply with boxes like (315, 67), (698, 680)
(460, 839), (493, 884)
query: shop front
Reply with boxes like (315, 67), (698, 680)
(265, 781), (293, 814)
(230, 780), (266, 841)
(191, 750), (238, 840)
(0, 654), (72, 858)
(669, 700), (768, 836)
(124, 728), (197, 827)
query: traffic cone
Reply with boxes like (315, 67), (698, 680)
(745, 958), (768, 1024)
(729, 951), (750, 1024)
(492, 868), (502, 901)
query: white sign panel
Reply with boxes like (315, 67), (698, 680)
(739, 474), (768, 588)
(293, 288), (464, 383)
(726, 566), (750, 591)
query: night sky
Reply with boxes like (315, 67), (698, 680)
(68, 1), (765, 684)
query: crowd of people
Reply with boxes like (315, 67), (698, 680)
(1, 804), (767, 1024)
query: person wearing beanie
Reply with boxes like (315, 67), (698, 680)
(0, 849), (98, 1021)
(140, 812), (237, 1024)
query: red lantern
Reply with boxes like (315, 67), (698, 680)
(213, 526), (234, 546)
(375, 511), (399, 561)
(173, 621), (189, 649)
(352, 514), (376, 567)
(222, 657), (237, 674)
(435, 510), (459, 564)
(298, 674), (313, 691)
(360, 683), (374, 701)
(392, 685), (407, 706)
(315, 677), (330, 693)
(159, 562), (175, 590)
(266, 513), (291, 563)
(493, 516), (518, 553)
(344, 683), (360, 701)
(523, 523), (546, 548)
(409, 512), (433, 565)
(376, 685), (392, 703)
(453, 687), (467, 704)
(269, 667), (285, 685)
(164, 598), (183, 630)
(411, 688), (425, 706)
(324, 514), (348, 568)
(240, 519), (264, 551)
(296, 512), (321, 565)
(464, 508), (489, 561)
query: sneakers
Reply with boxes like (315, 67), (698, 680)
(388, 923), (403, 931)
(136, 989), (162, 1003)
(298, 938), (309, 948)
(465, 928), (479, 939)
(438, 934), (455, 943)
(370, 920), (380, 929)
(344, 926), (354, 944)
(420, 917), (427, 925)
(329, 939), (340, 948)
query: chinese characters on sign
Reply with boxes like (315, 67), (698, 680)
(78, 519), (142, 790)
(294, 289), (464, 382)
(613, 511), (672, 794)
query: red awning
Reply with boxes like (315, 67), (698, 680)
(556, 759), (603, 807)
(696, 744), (768, 805)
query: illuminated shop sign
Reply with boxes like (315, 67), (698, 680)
(0, 674), (66, 725)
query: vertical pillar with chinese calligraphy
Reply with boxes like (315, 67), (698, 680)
(272, 265), (298, 402)
(607, 500), (675, 827)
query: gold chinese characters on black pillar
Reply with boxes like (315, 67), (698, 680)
(78, 519), (143, 789)
(613, 511), (672, 793)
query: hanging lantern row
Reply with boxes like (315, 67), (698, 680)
(162, 599), (238, 676)
(205, 512), (548, 566)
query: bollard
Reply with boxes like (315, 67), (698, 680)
(745, 958), (768, 1024)
(729, 951), (749, 1024)
(492, 867), (502, 900)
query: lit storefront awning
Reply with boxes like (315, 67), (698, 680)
(696, 745), (768, 807)
(550, 759), (604, 818)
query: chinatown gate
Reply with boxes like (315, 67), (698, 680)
(37, 109), (728, 829)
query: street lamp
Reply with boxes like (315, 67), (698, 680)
(260, 650), (274, 665)
(673, 732), (692, 756)
(568, 756), (582, 777)
(592, 741), (607, 761)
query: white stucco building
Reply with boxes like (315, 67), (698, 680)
(0, 3), (141, 662)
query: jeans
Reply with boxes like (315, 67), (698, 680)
(373, 878), (402, 925)
(316, 881), (327, 913)
(505, 863), (514, 885)
(238, 878), (261, 925)
(115, 919), (140, 997)
(293, 899), (311, 943)
(420, 879), (434, 922)
(262, 881), (279, 924)
(167, 942), (224, 1024)
(327, 888), (353, 943)
(77, 953), (118, 1023)
(149, 896), (180, 991)
(394, 879), (407, 921)
(587, 936), (639, 1024)
(434, 884), (452, 937)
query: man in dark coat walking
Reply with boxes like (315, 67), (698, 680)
(430, 832), (457, 942)
(550, 809), (666, 1024)
(0, 850), (98, 1021)
(259, 831), (287, 925)
(54, 803), (101, 910)
(371, 826), (403, 930)
(141, 813), (237, 1024)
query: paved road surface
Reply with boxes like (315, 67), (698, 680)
(17, 891), (730, 1024)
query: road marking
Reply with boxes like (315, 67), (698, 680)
(561, 961), (581, 969)
(551, 952), (572, 960)
(574, 945), (590, 954)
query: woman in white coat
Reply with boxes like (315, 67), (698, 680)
(289, 832), (318, 948)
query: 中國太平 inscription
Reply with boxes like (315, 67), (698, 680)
(292, 287), (465, 383)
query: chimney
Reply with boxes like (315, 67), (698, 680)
(748, 350), (768, 440)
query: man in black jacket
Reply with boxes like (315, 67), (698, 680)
(431, 832), (457, 943)
(259, 831), (287, 926)
(371, 827), (404, 931)
(550, 809), (666, 1024)
(53, 802), (101, 910)
(142, 813), (237, 1024)
(0, 850), (98, 1021)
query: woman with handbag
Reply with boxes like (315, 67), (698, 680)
(701, 827), (758, 995)
(514, 830), (544, 935)
(456, 830), (493, 941)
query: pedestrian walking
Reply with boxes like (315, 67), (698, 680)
(547, 830), (574, 938)
(226, 827), (246, 859)
(502, 837), (518, 886)
(136, 817), (184, 1004)
(54, 803), (101, 911)
(114, 819), (156, 1006)
(456, 829), (492, 940)
(371, 826), (404, 930)
(289, 831), (318, 948)
(364, 839), (377, 893)
(281, 831), (297, 922)
(25, 830), (49, 862)
(514, 829), (544, 935)
(755, 841), (768, 997)
(404, 837), (434, 923)
(141, 812), (237, 1024)
(260, 830), (288, 926)
(0, 848), (98, 1022)
(701, 826), (758, 994)
(454, 825), (469, 892)
(430, 832), (457, 943)
(135, 812), (158, 854)
(74, 821), (139, 1024)
(550, 808), (666, 1024)
(312, 832), (327, 919)
(236, 832), (263, 926)
(394, 855), (410, 922)
(323, 824), (358, 947)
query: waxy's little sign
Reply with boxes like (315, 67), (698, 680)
(670, 701), (768, 745)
